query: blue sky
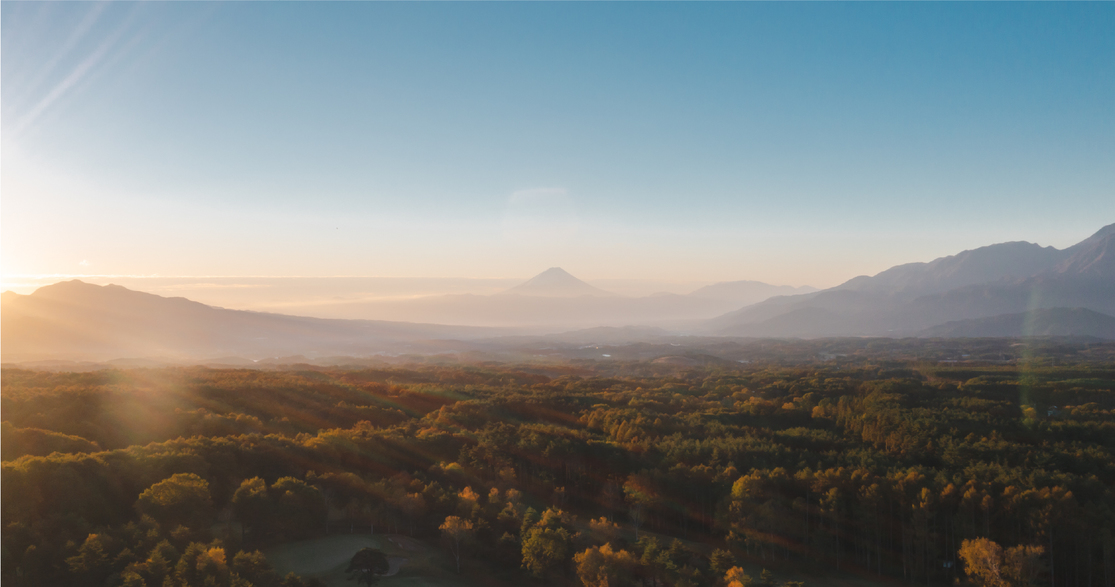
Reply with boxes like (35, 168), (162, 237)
(3, 2), (1113, 291)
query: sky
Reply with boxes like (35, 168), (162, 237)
(3, 2), (1113, 300)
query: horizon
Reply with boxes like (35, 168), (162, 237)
(0, 266), (790, 320)
(1, 220), (1107, 318)
(4, 2), (1114, 293)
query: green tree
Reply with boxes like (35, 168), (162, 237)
(232, 550), (279, 586)
(272, 477), (327, 540)
(232, 477), (271, 542)
(710, 549), (736, 577)
(135, 473), (213, 531)
(346, 548), (390, 586)
(137, 540), (177, 586)
(66, 533), (112, 587)
(522, 527), (572, 579)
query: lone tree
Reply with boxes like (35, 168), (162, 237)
(959, 538), (1045, 587)
(959, 538), (1008, 587)
(725, 567), (754, 587)
(439, 515), (475, 573)
(346, 548), (390, 586)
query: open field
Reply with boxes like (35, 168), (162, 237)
(265, 533), (472, 587)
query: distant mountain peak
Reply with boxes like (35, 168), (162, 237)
(499, 268), (617, 297)
(1087, 223), (1115, 241)
(1055, 223), (1115, 277)
(534, 267), (577, 281)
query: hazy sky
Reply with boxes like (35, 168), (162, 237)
(3, 2), (1113, 292)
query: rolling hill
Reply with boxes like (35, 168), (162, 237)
(0, 280), (506, 363)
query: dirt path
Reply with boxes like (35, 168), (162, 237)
(387, 535), (423, 552)
(384, 556), (408, 576)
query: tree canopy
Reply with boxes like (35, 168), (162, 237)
(3, 345), (1115, 587)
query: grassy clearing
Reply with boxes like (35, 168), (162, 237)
(264, 532), (475, 587)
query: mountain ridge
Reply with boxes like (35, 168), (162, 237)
(5, 224), (1112, 361)
(0, 280), (514, 362)
(709, 223), (1115, 338)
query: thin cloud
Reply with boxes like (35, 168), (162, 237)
(11, 5), (136, 138)
(16, 2), (110, 107)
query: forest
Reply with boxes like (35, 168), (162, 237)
(3, 340), (1114, 587)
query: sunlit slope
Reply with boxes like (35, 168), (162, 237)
(0, 280), (502, 362)
(708, 223), (1115, 338)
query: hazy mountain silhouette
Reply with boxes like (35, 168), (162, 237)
(296, 291), (749, 328)
(10, 224), (1107, 362)
(2, 269), (822, 362)
(838, 241), (1066, 296)
(710, 223), (1115, 338)
(499, 267), (618, 297)
(0, 280), (509, 362)
(1053, 223), (1115, 277)
(919, 308), (1115, 339)
(259, 270), (811, 327)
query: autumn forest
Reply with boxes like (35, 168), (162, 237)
(3, 341), (1115, 587)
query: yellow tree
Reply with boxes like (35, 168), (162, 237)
(961, 537), (1046, 587)
(574, 543), (637, 587)
(439, 516), (474, 574)
(725, 566), (754, 587)
(960, 538), (1008, 587)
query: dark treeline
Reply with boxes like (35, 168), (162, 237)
(3, 351), (1115, 587)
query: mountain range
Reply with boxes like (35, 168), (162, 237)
(0, 271), (814, 362)
(2, 224), (1113, 363)
(252, 268), (816, 327)
(708, 223), (1115, 337)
